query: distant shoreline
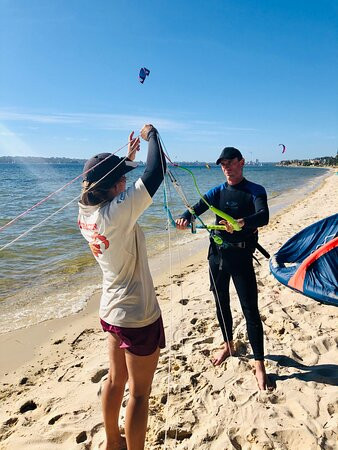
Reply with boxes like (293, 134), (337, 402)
(276, 163), (336, 169)
(1, 155), (336, 168)
(0, 156), (87, 164)
(0, 156), (275, 166)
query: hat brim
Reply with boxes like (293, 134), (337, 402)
(106, 159), (138, 184)
(85, 158), (138, 185)
(216, 155), (243, 164)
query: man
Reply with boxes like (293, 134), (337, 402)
(175, 147), (269, 390)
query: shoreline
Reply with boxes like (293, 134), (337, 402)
(267, 167), (329, 216)
(0, 171), (337, 449)
(0, 166), (329, 334)
(0, 169), (333, 378)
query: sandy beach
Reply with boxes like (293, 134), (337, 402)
(0, 171), (337, 450)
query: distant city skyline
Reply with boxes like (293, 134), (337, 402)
(1, 1), (337, 162)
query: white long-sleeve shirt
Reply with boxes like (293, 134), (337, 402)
(78, 178), (161, 327)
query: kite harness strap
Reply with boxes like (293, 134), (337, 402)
(209, 231), (270, 273)
(256, 242), (270, 259)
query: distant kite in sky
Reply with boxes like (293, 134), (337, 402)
(139, 67), (150, 84)
(279, 144), (286, 154)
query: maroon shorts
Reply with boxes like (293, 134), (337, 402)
(100, 316), (166, 356)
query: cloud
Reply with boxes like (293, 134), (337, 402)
(0, 108), (260, 135)
(0, 109), (186, 131)
(0, 110), (82, 124)
(0, 108), (260, 156)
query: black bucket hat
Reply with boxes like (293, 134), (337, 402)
(83, 153), (137, 185)
(216, 147), (243, 164)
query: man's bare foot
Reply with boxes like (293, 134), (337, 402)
(254, 360), (272, 391)
(103, 436), (127, 450)
(212, 341), (235, 366)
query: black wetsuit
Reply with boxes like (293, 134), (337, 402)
(141, 129), (166, 197)
(181, 178), (269, 360)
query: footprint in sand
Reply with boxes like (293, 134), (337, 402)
(48, 413), (63, 425)
(228, 392), (236, 402)
(158, 426), (193, 442)
(193, 337), (214, 346)
(190, 373), (201, 387)
(196, 321), (208, 334)
(299, 334), (312, 341)
(2, 417), (18, 427)
(160, 393), (168, 405)
(259, 392), (285, 405)
(19, 400), (37, 413)
(311, 337), (331, 355)
(170, 343), (182, 351)
(327, 401), (338, 416)
(89, 422), (105, 450)
(76, 430), (88, 443)
(71, 328), (95, 343)
(19, 376), (29, 385)
(0, 416), (19, 441)
(179, 298), (189, 305)
(235, 340), (248, 355)
(235, 378), (244, 386)
(91, 368), (109, 383)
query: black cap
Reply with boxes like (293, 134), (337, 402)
(216, 147), (243, 165)
(83, 153), (137, 185)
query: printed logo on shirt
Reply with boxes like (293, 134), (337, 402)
(78, 220), (98, 231)
(89, 232), (109, 257)
(225, 201), (239, 208)
(116, 191), (126, 203)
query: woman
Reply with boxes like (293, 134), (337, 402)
(78, 124), (166, 450)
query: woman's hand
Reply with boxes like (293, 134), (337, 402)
(127, 131), (140, 161)
(140, 124), (155, 141)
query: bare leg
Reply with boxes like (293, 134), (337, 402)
(254, 360), (270, 391)
(124, 347), (160, 450)
(212, 340), (235, 366)
(102, 333), (128, 450)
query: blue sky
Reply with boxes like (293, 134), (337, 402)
(0, 0), (337, 162)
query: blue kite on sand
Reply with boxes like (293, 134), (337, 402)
(139, 67), (150, 84)
(270, 214), (338, 306)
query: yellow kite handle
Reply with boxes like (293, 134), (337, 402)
(209, 206), (242, 231)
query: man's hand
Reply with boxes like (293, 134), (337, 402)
(127, 131), (140, 161)
(219, 219), (234, 233)
(219, 218), (245, 233)
(175, 218), (189, 229)
(237, 218), (245, 228)
(140, 124), (154, 141)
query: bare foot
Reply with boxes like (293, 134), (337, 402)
(103, 436), (127, 450)
(212, 341), (235, 366)
(254, 360), (273, 391)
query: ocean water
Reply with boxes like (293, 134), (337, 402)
(0, 162), (328, 333)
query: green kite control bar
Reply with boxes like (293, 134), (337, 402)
(177, 165), (242, 232)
